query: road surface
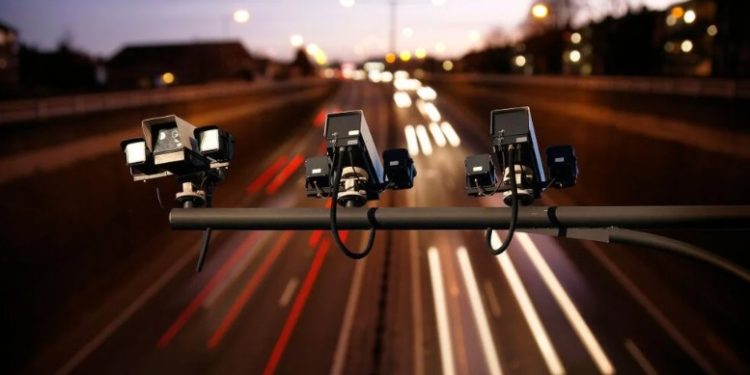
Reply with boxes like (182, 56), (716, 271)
(6, 79), (749, 374)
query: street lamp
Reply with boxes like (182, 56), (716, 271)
(290, 34), (304, 48)
(222, 9), (250, 37)
(531, 3), (549, 19)
(338, 0), (445, 63)
(233, 9), (250, 23)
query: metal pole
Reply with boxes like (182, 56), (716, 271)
(169, 206), (750, 230)
(389, 0), (397, 54)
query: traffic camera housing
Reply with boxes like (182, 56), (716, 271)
(383, 148), (416, 190)
(307, 110), (417, 259)
(307, 110), (417, 206)
(142, 115), (210, 176)
(490, 107), (546, 204)
(465, 153), (497, 196)
(305, 155), (333, 198)
(121, 115), (234, 207)
(323, 110), (384, 205)
(546, 145), (579, 188)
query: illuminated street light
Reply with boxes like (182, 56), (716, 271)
(161, 72), (175, 85)
(306, 44), (320, 55)
(531, 3), (549, 19)
(514, 55), (527, 67)
(314, 51), (328, 65)
(684, 9), (696, 24)
(707, 24), (718, 36)
(442, 60), (454, 71)
(469, 30), (481, 43)
(290, 34), (304, 47)
(340, 0), (355, 7)
(571, 32), (582, 44)
(664, 41), (675, 53)
(415, 47), (427, 59)
(385, 52), (397, 64)
(671, 6), (684, 19)
(400, 50), (412, 62)
(232, 9), (250, 24)
(569, 50), (581, 63)
(681, 39), (693, 53)
(666, 14), (677, 26)
(435, 42), (447, 54)
(403, 27), (414, 38)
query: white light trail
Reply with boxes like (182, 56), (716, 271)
(423, 102), (442, 122)
(440, 121), (461, 147)
(516, 233), (615, 374)
(416, 86), (438, 101)
(491, 231), (565, 375)
(429, 122), (447, 147)
(456, 247), (503, 375)
(428, 247), (456, 375)
(415, 125), (433, 156)
(393, 91), (413, 108)
(404, 125), (420, 156)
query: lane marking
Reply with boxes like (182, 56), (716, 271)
(482, 281), (502, 319)
(415, 124), (433, 156)
(625, 339), (659, 375)
(265, 154), (304, 194)
(247, 156), (289, 194)
(427, 247), (456, 375)
(404, 125), (420, 156)
(278, 278), (300, 308)
(330, 234), (369, 375)
(491, 231), (564, 375)
(456, 247), (503, 375)
(516, 232), (615, 374)
(55, 244), (196, 375)
(263, 234), (347, 375)
(207, 231), (294, 348)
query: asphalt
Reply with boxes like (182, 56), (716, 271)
(5, 78), (750, 375)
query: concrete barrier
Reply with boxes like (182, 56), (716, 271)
(0, 79), (329, 125)
(430, 74), (750, 100)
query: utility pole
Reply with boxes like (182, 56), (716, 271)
(389, 0), (398, 53)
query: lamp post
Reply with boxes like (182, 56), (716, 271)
(339, 0), (445, 60)
(222, 9), (250, 37)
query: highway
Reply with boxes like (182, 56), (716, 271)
(4, 78), (750, 374)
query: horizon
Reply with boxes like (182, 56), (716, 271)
(2, 0), (682, 62)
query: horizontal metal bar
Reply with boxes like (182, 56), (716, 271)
(169, 206), (750, 231)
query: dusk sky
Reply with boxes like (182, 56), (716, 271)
(1, 0), (681, 62)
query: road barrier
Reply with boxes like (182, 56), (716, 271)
(432, 74), (750, 100)
(0, 79), (328, 125)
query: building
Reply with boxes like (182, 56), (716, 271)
(107, 41), (261, 89)
(0, 20), (20, 87)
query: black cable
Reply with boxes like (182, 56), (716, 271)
(195, 183), (214, 272)
(485, 145), (519, 255)
(609, 228), (750, 284)
(330, 146), (377, 259)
